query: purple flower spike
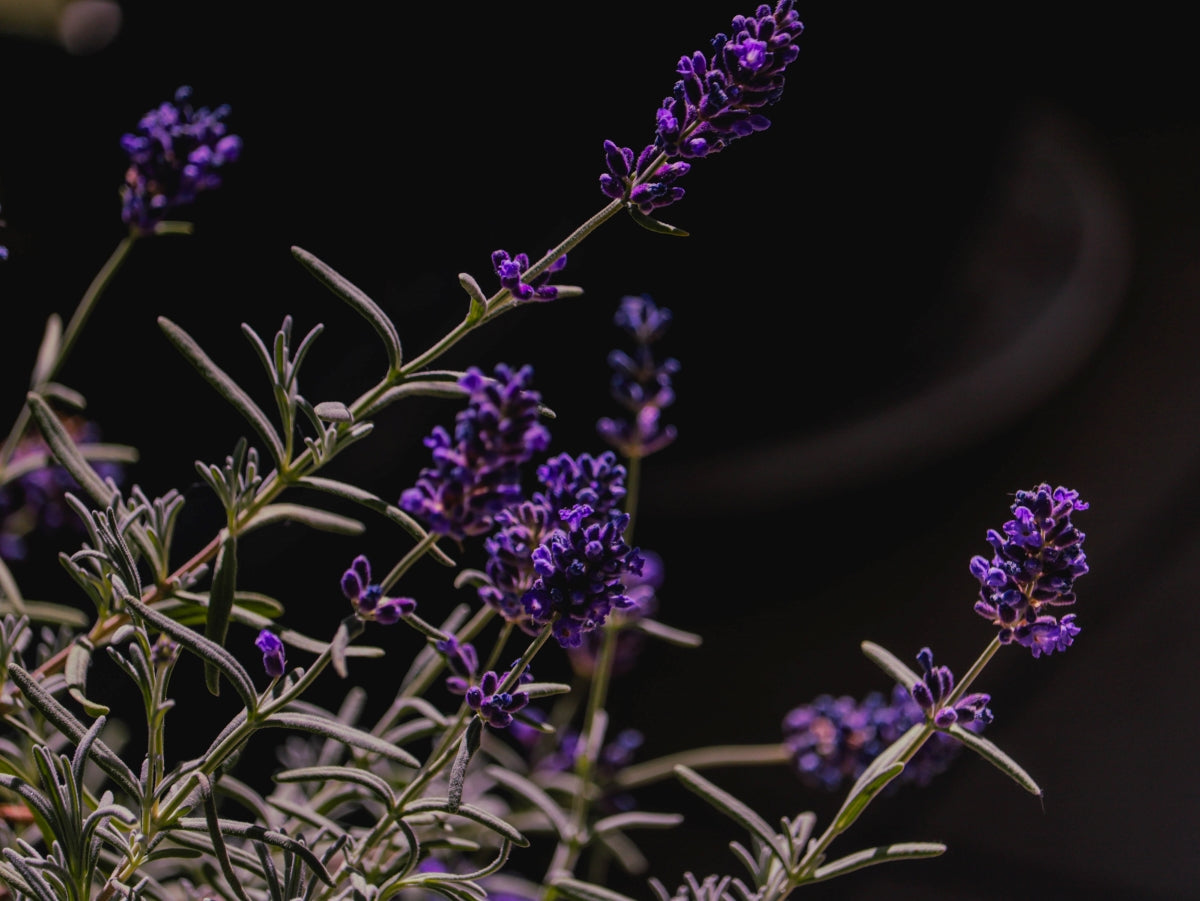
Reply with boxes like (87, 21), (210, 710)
(597, 295), (680, 459)
(600, 1), (803, 212)
(400, 363), (551, 542)
(970, 484), (1089, 656)
(339, 554), (416, 624)
(120, 85), (242, 233)
(255, 630), (287, 678)
(491, 249), (567, 301)
(465, 668), (531, 729)
(909, 647), (994, 728)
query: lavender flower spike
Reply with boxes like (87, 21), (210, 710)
(970, 484), (1089, 657)
(120, 85), (242, 234)
(340, 554), (416, 624)
(255, 630), (287, 678)
(400, 363), (551, 542)
(909, 647), (994, 729)
(600, 1), (804, 213)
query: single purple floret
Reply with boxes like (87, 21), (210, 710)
(255, 629), (287, 678)
(399, 364), (551, 542)
(599, 1), (803, 212)
(970, 484), (1088, 656)
(340, 554), (416, 624)
(120, 85), (242, 233)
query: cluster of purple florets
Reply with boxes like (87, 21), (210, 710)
(444, 657), (533, 729)
(119, 85), (242, 233)
(491, 250), (567, 301)
(970, 484), (1088, 657)
(782, 684), (979, 792)
(601, 0), (804, 213)
(909, 647), (993, 729)
(399, 364), (550, 542)
(339, 555), (416, 624)
(597, 295), (680, 459)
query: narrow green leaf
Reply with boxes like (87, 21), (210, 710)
(171, 817), (334, 886)
(593, 811), (683, 835)
(832, 761), (905, 833)
(483, 764), (571, 839)
(30, 313), (62, 387)
(262, 712), (420, 767)
(633, 617), (703, 648)
(204, 532), (239, 696)
(0, 599), (89, 627)
(811, 842), (946, 882)
(448, 718), (482, 813)
(199, 774), (253, 901)
(124, 595), (259, 712)
(550, 877), (644, 901)
(241, 503), (365, 536)
(25, 392), (116, 506)
(65, 637), (109, 716)
(947, 723), (1042, 796)
(674, 765), (789, 867)
(5, 663), (141, 798)
(521, 681), (572, 699)
(360, 380), (470, 419)
(403, 797), (529, 847)
(627, 206), (690, 237)
(274, 764), (396, 807)
(158, 317), (287, 466)
(860, 640), (922, 690)
(0, 555), (25, 615)
(459, 272), (489, 323)
(291, 246), (402, 372)
(313, 401), (352, 422)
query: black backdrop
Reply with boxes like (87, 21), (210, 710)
(2, 3), (1199, 899)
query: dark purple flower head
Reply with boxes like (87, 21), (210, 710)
(522, 503), (643, 648)
(600, 1), (803, 212)
(465, 668), (531, 729)
(567, 549), (664, 678)
(478, 498), (557, 631)
(597, 295), (680, 459)
(255, 629), (287, 678)
(970, 484), (1089, 656)
(909, 647), (993, 729)
(399, 364), (551, 542)
(120, 86), (242, 233)
(491, 249), (567, 301)
(782, 684), (984, 792)
(536, 450), (629, 522)
(340, 554), (416, 624)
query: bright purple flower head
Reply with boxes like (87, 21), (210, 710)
(782, 684), (983, 792)
(909, 647), (993, 729)
(478, 498), (557, 631)
(119, 85), (242, 233)
(970, 484), (1089, 657)
(522, 503), (643, 648)
(399, 364), (551, 542)
(339, 554), (416, 624)
(491, 249), (567, 301)
(600, 1), (803, 212)
(597, 295), (680, 459)
(255, 629), (286, 678)
(536, 450), (629, 522)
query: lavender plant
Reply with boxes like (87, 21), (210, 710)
(0, 4), (1091, 900)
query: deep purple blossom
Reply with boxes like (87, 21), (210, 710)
(782, 684), (984, 792)
(600, 1), (804, 212)
(255, 630), (287, 678)
(567, 549), (664, 678)
(339, 555), (416, 624)
(478, 498), (557, 631)
(536, 450), (629, 522)
(597, 295), (680, 459)
(491, 249), (567, 301)
(465, 667), (531, 729)
(119, 85), (242, 233)
(399, 364), (551, 542)
(437, 635), (480, 695)
(909, 647), (993, 729)
(522, 503), (643, 648)
(970, 484), (1089, 657)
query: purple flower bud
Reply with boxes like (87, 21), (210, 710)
(255, 630), (287, 678)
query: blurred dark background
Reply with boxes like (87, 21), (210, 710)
(2, 2), (1199, 899)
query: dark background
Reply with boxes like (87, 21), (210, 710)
(3, 2), (1199, 899)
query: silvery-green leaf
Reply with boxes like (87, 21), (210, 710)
(65, 637), (109, 716)
(274, 764), (396, 808)
(313, 401), (352, 422)
(448, 718), (482, 813)
(627, 206), (690, 237)
(171, 816), (333, 887)
(31, 313), (62, 387)
(123, 595), (258, 713)
(199, 774), (252, 901)
(593, 811), (683, 835)
(832, 761), (905, 833)
(204, 532), (238, 697)
(25, 392), (117, 506)
(633, 617), (703, 648)
(291, 245), (402, 372)
(0, 556), (25, 615)
(483, 764), (571, 839)
(262, 712), (420, 767)
(2, 599), (87, 627)
(860, 640), (922, 690)
(360, 380), (468, 419)
(158, 317), (287, 466)
(811, 842), (946, 882)
(403, 797), (529, 846)
(947, 722), (1042, 796)
(521, 681), (572, 699)
(674, 765), (789, 867)
(550, 877), (643, 901)
(459, 272), (488, 323)
(241, 503), (364, 536)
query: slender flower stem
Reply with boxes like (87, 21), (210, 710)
(946, 635), (1002, 706)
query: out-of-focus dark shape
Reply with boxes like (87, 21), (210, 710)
(0, 0), (121, 54)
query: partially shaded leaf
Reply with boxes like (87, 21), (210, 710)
(262, 712), (420, 767)
(204, 532), (238, 696)
(811, 841), (946, 882)
(947, 722), (1042, 796)
(674, 765), (788, 867)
